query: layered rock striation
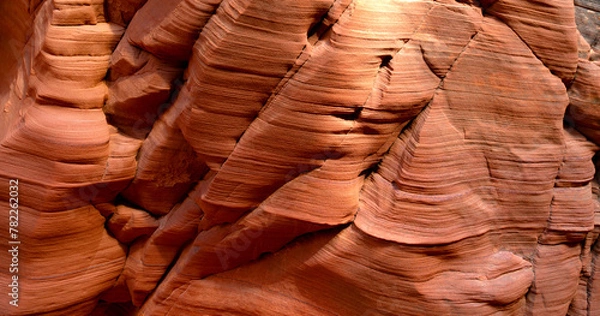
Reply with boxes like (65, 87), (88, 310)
(1, 0), (600, 315)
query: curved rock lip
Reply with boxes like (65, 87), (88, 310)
(1, 0), (600, 315)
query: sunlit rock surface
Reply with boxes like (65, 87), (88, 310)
(1, 0), (600, 315)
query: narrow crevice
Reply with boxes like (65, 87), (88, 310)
(308, 0), (355, 46)
(306, 0), (340, 39)
(332, 106), (363, 121)
(441, 28), (481, 82)
(480, 0), (499, 13)
(419, 43), (441, 79)
(212, 1), (359, 176)
(359, 162), (379, 177)
(379, 55), (393, 69)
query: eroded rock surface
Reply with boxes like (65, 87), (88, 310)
(1, 0), (600, 315)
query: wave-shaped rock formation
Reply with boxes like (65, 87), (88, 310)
(1, 0), (600, 315)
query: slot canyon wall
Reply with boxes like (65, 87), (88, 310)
(1, 0), (600, 315)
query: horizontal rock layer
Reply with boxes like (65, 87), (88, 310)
(0, 0), (600, 315)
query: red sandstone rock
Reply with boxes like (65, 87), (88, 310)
(107, 205), (159, 243)
(1, 0), (600, 315)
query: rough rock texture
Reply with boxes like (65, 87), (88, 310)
(1, 0), (600, 315)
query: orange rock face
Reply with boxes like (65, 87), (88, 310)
(1, 0), (600, 315)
